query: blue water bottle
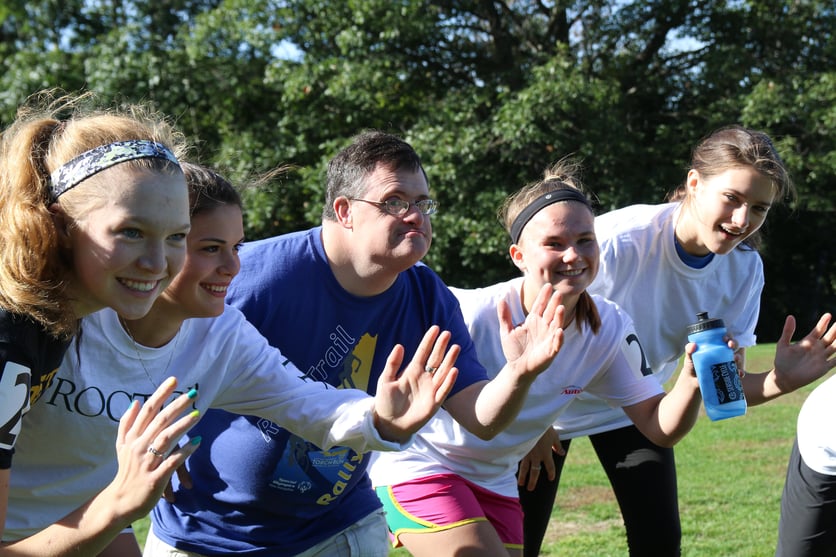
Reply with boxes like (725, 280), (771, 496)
(686, 312), (747, 421)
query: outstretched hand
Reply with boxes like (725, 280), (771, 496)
(498, 283), (565, 380)
(772, 313), (836, 393)
(102, 377), (202, 523)
(372, 325), (460, 443)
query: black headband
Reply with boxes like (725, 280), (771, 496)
(509, 187), (592, 244)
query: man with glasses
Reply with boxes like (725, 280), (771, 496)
(146, 130), (565, 557)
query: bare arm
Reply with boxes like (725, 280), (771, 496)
(444, 284), (565, 440)
(742, 313), (836, 406)
(0, 379), (200, 557)
(96, 531), (142, 557)
(623, 343), (702, 447)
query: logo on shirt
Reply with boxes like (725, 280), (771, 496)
(561, 385), (584, 395)
(301, 325), (378, 393)
(0, 361), (31, 450)
(269, 328), (379, 505)
(336, 334), (377, 392)
(30, 367), (59, 405)
(625, 332), (653, 377)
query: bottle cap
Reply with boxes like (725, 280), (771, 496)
(686, 311), (726, 335)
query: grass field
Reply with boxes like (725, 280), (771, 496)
(135, 343), (819, 556)
(529, 343), (811, 556)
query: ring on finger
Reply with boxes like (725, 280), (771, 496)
(425, 364), (437, 374)
(531, 465), (542, 470)
(148, 445), (165, 458)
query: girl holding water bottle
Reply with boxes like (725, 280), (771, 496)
(520, 125), (836, 556)
(369, 159), (707, 557)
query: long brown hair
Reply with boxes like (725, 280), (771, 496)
(667, 125), (795, 251)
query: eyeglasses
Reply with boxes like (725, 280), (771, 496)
(350, 197), (438, 216)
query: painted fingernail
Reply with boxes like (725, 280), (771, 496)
(190, 435), (202, 446)
(189, 409), (200, 419)
(187, 388), (198, 399)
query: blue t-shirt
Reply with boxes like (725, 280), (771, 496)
(151, 227), (488, 555)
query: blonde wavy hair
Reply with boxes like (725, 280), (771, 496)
(0, 90), (189, 338)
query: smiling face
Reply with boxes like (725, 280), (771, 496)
(344, 163), (433, 273)
(66, 166), (190, 319)
(677, 165), (777, 255)
(511, 200), (598, 317)
(159, 203), (244, 319)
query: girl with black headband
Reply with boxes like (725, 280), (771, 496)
(0, 90), (202, 556)
(368, 158), (707, 557)
(520, 126), (836, 557)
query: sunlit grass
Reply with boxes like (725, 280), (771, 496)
(537, 343), (813, 556)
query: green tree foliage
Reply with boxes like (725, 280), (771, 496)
(1, 0), (833, 339)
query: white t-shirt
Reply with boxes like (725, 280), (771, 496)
(797, 375), (836, 476)
(555, 202), (763, 439)
(368, 277), (664, 497)
(5, 306), (403, 540)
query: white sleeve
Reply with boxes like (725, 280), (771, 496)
(797, 376), (836, 476)
(728, 257), (764, 349)
(585, 320), (664, 407)
(209, 313), (410, 454)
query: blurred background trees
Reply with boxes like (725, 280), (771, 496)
(2, 0), (833, 340)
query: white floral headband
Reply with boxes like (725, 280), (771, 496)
(49, 139), (180, 202)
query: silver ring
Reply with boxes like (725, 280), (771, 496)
(425, 365), (437, 374)
(531, 465), (542, 470)
(147, 446), (165, 458)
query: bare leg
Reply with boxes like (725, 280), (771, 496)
(400, 521), (521, 557)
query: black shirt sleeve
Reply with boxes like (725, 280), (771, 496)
(0, 309), (70, 469)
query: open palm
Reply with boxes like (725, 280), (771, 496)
(499, 284), (565, 379)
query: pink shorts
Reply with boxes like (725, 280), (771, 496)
(375, 473), (523, 549)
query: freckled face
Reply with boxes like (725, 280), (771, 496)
(68, 167), (190, 319)
(512, 200), (598, 316)
(678, 166), (777, 255)
(160, 203), (244, 319)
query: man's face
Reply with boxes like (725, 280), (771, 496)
(345, 163), (433, 273)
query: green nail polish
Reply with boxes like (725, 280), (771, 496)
(190, 435), (202, 446)
(189, 409), (200, 419)
(187, 388), (198, 399)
